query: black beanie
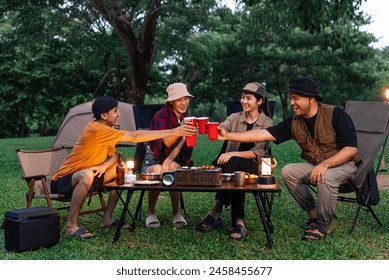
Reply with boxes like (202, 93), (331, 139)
(92, 96), (118, 117)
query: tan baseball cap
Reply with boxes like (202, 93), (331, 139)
(239, 82), (266, 98)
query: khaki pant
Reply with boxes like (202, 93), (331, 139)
(281, 161), (357, 228)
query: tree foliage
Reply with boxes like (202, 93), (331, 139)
(223, 0), (382, 118)
(1, 0), (388, 137)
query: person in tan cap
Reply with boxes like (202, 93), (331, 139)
(218, 77), (361, 241)
(142, 83), (194, 228)
(197, 82), (273, 240)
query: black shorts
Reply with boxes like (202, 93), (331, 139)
(50, 172), (105, 197)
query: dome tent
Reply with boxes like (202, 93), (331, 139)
(51, 101), (136, 148)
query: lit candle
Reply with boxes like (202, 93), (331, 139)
(127, 160), (134, 169)
(261, 158), (272, 176)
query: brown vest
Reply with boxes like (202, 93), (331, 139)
(291, 104), (360, 165)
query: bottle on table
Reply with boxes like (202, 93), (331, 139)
(116, 152), (126, 185)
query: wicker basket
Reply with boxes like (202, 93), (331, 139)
(174, 167), (222, 186)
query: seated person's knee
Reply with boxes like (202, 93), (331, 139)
(77, 169), (95, 188)
(281, 164), (294, 179)
(144, 164), (163, 174)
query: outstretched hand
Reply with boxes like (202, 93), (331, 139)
(174, 124), (196, 136)
(217, 126), (227, 140)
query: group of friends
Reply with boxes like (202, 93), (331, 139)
(50, 77), (361, 241)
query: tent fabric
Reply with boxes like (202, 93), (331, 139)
(51, 101), (136, 148)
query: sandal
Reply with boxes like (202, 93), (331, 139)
(146, 215), (161, 228)
(172, 214), (187, 227)
(302, 225), (331, 241)
(197, 214), (222, 232)
(68, 227), (94, 239)
(100, 219), (130, 230)
(229, 224), (248, 240)
(303, 218), (319, 235)
(305, 217), (319, 227)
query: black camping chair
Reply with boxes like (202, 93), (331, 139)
(336, 101), (389, 233)
(132, 104), (187, 219)
(132, 104), (167, 172)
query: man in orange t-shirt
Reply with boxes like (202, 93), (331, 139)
(50, 96), (196, 239)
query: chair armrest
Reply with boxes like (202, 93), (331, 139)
(22, 174), (46, 180)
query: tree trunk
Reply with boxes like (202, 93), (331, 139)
(19, 121), (28, 137)
(92, 0), (161, 105)
(270, 63), (294, 120)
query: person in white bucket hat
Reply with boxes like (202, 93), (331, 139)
(142, 83), (194, 228)
(165, 82), (194, 104)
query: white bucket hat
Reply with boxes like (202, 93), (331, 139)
(165, 83), (194, 104)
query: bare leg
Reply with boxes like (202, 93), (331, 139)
(145, 162), (185, 221)
(147, 191), (161, 216)
(67, 170), (94, 237)
(170, 191), (181, 216)
(100, 165), (120, 226)
(145, 164), (163, 216)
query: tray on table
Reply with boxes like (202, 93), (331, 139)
(174, 167), (222, 186)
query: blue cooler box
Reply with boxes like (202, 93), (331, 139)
(1, 207), (60, 252)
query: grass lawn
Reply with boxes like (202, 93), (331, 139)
(0, 135), (388, 260)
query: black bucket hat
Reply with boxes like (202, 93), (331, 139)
(288, 77), (322, 101)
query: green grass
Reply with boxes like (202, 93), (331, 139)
(0, 135), (388, 260)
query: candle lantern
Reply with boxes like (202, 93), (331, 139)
(258, 155), (277, 185)
(384, 86), (389, 102)
(127, 160), (134, 169)
(125, 160), (136, 183)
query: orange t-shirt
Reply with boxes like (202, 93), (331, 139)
(52, 121), (126, 181)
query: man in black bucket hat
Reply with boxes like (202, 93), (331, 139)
(217, 77), (361, 241)
(50, 96), (196, 239)
(288, 77), (322, 101)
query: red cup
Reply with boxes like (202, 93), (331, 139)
(184, 117), (197, 147)
(207, 122), (219, 141)
(196, 117), (209, 134)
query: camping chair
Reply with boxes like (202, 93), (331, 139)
(16, 147), (106, 220)
(335, 100), (389, 233)
(132, 104), (166, 174)
(132, 104), (187, 219)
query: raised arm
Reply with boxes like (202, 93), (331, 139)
(120, 124), (196, 143)
(218, 127), (276, 143)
